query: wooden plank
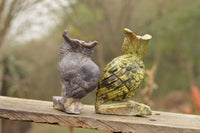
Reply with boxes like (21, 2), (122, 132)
(0, 96), (200, 133)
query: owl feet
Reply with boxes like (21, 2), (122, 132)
(53, 96), (83, 114)
(96, 100), (152, 116)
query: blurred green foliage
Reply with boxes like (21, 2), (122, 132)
(1, 0), (200, 132)
(2, 0), (200, 105)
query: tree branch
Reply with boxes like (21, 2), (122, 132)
(0, 0), (18, 47)
(0, 0), (6, 24)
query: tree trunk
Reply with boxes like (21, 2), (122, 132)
(0, 44), (2, 133)
(95, 44), (105, 69)
(0, 44), (3, 95)
(0, 36), (3, 133)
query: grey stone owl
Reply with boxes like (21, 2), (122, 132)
(53, 30), (100, 114)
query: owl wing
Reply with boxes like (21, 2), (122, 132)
(97, 56), (144, 103)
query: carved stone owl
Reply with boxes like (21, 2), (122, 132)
(53, 30), (100, 114)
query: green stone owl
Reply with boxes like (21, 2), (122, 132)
(95, 28), (152, 116)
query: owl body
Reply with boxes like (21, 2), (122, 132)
(58, 52), (100, 99)
(96, 54), (145, 106)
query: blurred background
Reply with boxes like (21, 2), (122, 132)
(0, 0), (200, 133)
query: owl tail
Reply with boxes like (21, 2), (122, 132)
(122, 28), (152, 59)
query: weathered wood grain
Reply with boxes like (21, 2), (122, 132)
(0, 96), (200, 133)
